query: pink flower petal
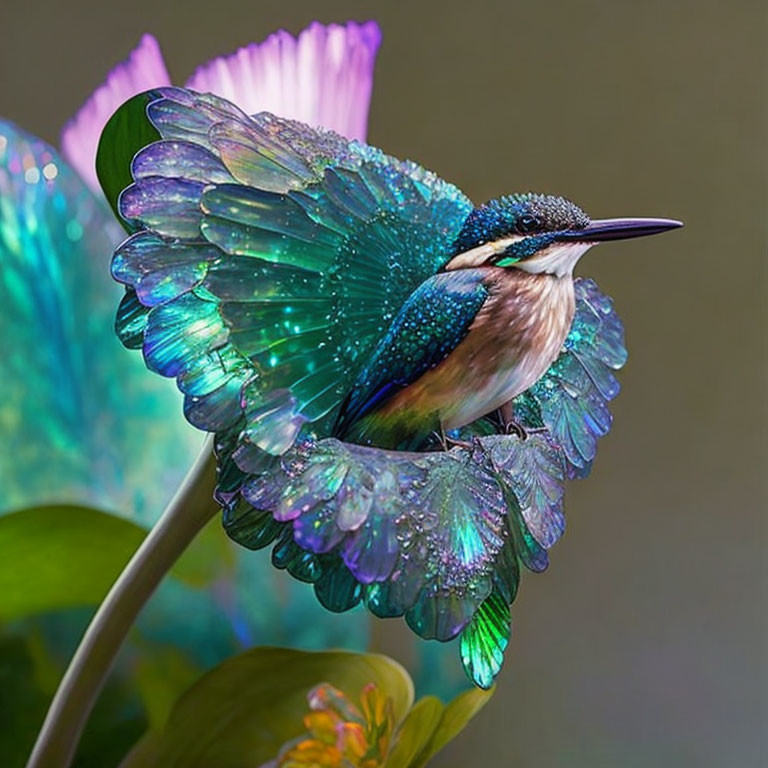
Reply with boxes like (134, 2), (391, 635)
(61, 34), (171, 194)
(185, 20), (381, 141)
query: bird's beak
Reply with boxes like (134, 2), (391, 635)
(557, 217), (684, 243)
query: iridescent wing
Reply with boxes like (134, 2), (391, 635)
(515, 277), (627, 478)
(217, 277), (626, 689)
(221, 430), (559, 688)
(0, 118), (368, 675)
(111, 87), (474, 455)
(106, 89), (627, 689)
(0, 119), (200, 520)
(224, 437), (508, 639)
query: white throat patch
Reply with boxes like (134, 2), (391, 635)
(443, 236), (596, 277)
(515, 241), (595, 277)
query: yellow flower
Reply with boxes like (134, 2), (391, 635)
(275, 683), (395, 767)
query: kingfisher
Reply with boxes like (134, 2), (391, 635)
(106, 88), (685, 688)
(333, 194), (681, 449)
(111, 89), (683, 462)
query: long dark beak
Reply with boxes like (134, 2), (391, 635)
(558, 217), (683, 243)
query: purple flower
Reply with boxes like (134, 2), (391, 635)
(60, 21), (381, 194)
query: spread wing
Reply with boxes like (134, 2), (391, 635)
(103, 89), (628, 690)
(512, 277), (627, 478)
(218, 276), (626, 689)
(112, 88), (474, 454)
(333, 270), (489, 447)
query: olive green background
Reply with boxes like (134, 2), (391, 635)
(2, 0), (765, 766)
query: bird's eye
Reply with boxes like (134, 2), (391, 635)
(517, 213), (539, 233)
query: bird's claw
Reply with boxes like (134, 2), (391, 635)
(444, 435), (475, 451)
(503, 420), (548, 441)
(433, 428), (475, 452)
(493, 406), (546, 441)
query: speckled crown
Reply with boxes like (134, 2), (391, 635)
(453, 193), (590, 253)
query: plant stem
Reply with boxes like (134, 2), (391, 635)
(27, 436), (218, 768)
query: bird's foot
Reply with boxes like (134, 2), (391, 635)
(503, 420), (548, 441)
(494, 404), (547, 440)
(434, 428), (474, 452)
(446, 435), (476, 451)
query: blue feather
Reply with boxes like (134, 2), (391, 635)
(334, 270), (488, 443)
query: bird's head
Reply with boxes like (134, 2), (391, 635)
(446, 193), (682, 277)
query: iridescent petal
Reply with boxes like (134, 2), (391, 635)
(277, 464), (340, 522)
(115, 289), (149, 349)
(201, 183), (340, 258)
(142, 292), (227, 377)
(242, 388), (308, 455)
(183, 376), (243, 431)
(364, 548), (426, 619)
(526, 277), (627, 478)
(335, 465), (374, 531)
(222, 496), (285, 551)
(120, 177), (204, 239)
(145, 90), (251, 155)
(273, 535), (323, 583)
(488, 433), (566, 549)
(506, 489), (550, 574)
(0, 119), (200, 519)
(490, 523), (520, 606)
(113, 232), (221, 305)
(132, 140), (234, 184)
(209, 120), (314, 191)
(406, 586), (490, 642)
(241, 471), (289, 513)
(293, 503), (345, 554)
(342, 512), (399, 583)
(314, 559), (362, 612)
(459, 590), (510, 689)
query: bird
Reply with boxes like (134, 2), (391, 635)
(333, 194), (681, 450)
(107, 88), (684, 686)
(110, 89), (682, 459)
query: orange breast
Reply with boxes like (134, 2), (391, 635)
(377, 268), (575, 430)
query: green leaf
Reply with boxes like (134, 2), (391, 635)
(0, 634), (50, 766)
(0, 505), (230, 621)
(96, 89), (163, 226)
(384, 696), (444, 768)
(148, 647), (414, 768)
(412, 687), (495, 767)
(0, 505), (146, 621)
(0, 625), (148, 768)
(118, 733), (161, 768)
(74, 663), (148, 768)
(171, 517), (236, 588)
(133, 646), (202, 732)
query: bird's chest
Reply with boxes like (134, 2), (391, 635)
(440, 270), (575, 427)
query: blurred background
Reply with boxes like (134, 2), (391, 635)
(1, 0), (765, 766)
